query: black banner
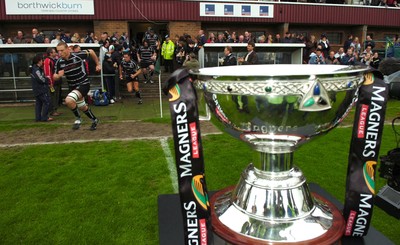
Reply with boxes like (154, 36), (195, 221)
(163, 69), (211, 245)
(343, 71), (389, 237)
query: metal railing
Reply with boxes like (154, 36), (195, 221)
(0, 43), (103, 102)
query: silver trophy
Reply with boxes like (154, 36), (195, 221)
(192, 64), (369, 244)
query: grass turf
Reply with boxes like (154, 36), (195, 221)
(0, 98), (400, 244)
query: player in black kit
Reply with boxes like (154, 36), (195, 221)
(137, 40), (157, 83)
(54, 42), (100, 130)
(119, 52), (143, 104)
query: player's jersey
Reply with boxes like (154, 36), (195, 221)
(120, 59), (138, 79)
(55, 51), (90, 87)
(144, 33), (159, 51)
(138, 45), (155, 63)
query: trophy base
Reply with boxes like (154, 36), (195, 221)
(210, 185), (345, 245)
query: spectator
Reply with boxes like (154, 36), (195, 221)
(221, 46), (237, 66)
(360, 52), (372, 66)
(61, 31), (72, 43)
(350, 36), (361, 56)
(31, 28), (44, 43)
(102, 53), (116, 104)
(174, 40), (186, 69)
(207, 32), (216, 43)
(85, 32), (95, 43)
(340, 48), (356, 65)
(183, 52), (200, 71)
(215, 33), (225, 43)
(238, 42), (258, 65)
(318, 33), (330, 58)
(198, 29), (207, 46)
(13, 30), (26, 43)
(309, 48), (326, 64)
(51, 33), (62, 44)
(364, 35), (375, 50)
(360, 45), (373, 60)
(5, 37), (13, 44)
(258, 35), (266, 43)
(274, 33), (282, 43)
(161, 34), (175, 73)
(267, 34), (274, 43)
(44, 47), (62, 117)
(44, 37), (51, 44)
(71, 33), (80, 43)
(31, 54), (53, 122)
(304, 35), (318, 64)
(283, 32), (292, 43)
(335, 47), (346, 61)
(237, 35), (246, 43)
(0, 33), (4, 44)
(325, 50), (339, 65)
(244, 31), (255, 43)
(343, 34), (353, 53)
(370, 52), (381, 69)
(99, 32), (109, 45)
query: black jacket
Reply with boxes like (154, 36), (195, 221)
(31, 64), (49, 96)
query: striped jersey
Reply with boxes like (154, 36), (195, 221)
(138, 45), (155, 63)
(144, 33), (159, 50)
(55, 51), (90, 87)
(120, 59), (138, 78)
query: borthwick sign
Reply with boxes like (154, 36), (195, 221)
(5, 0), (95, 15)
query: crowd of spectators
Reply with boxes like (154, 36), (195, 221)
(1, 27), (399, 73)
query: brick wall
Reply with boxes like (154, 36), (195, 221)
(168, 21), (201, 39)
(93, 21), (129, 39)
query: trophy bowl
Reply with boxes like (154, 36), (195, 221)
(191, 64), (370, 244)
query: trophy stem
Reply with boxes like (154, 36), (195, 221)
(254, 151), (294, 172)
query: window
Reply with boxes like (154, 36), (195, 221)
(325, 32), (343, 45)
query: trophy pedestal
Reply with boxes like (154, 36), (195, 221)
(375, 185), (400, 219)
(158, 183), (394, 245)
(210, 186), (344, 245)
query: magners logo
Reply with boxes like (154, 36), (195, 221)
(192, 175), (209, 210)
(168, 84), (181, 102)
(363, 161), (376, 194)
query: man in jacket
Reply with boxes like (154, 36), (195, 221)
(31, 54), (53, 122)
(161, 35), (175, 73)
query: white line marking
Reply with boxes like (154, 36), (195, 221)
(159, 137), (179, 193)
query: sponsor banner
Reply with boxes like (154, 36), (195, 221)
(343, 71), (388, 237)
(163, 69), (211, 245)
(200, 2), (274, 18)
(5, 0), (94, 15)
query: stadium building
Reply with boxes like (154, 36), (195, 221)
(0, 0), (399, 52)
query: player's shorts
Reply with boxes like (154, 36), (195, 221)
(139, 61), (154, 69)
(69, 83), (91, 97)
(124, 76), (139, 84)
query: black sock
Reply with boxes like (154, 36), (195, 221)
(143, 74), (148, 80)
(72, 106), (80, 118)
(83, 107), (97, 121)
(135, 90), (142, 99)
(150, 71), (154, 77)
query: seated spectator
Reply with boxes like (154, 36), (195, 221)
(309, 48), (326, 64)
(326, 50), (340, 65)
(360, 45), (373, 60)
(370, 52), (381, 69)
(340, 48), (356, 65)
(360, 52), (372, 66)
